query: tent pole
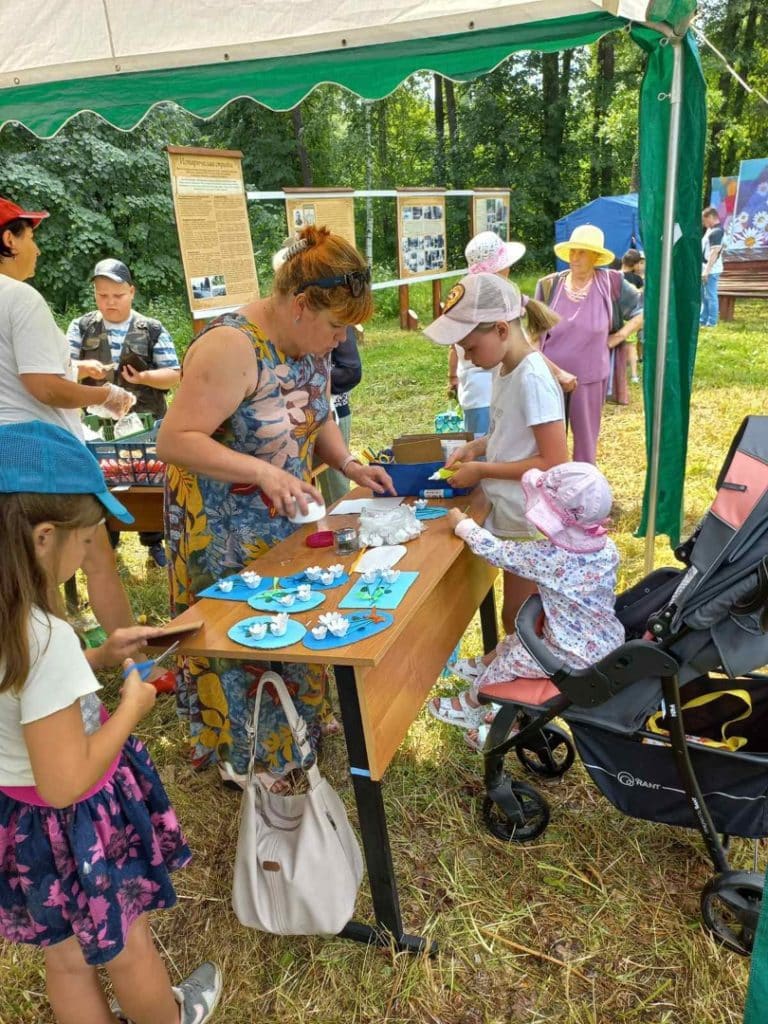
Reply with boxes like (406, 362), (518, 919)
(644, 36), (684, 574)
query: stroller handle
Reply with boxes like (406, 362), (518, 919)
(515, 594), (680, 707)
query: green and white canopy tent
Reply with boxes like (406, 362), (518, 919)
(0, 0), (702, 559)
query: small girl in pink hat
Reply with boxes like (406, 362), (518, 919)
(430, 462), (625, 748)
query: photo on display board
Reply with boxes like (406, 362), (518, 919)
(731, 157), (768, 257)
(400, 204), (446, 273)
(302, 205), (316, 226)
(190, 273), (227, 299)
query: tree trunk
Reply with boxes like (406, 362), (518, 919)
(721, 0), (761, 172)
(291, 104), (313, 187)
(704, 0), (744, 195)
(541, 51), (571, 225)
(445, 79), (458, 186)
(589, 36), (614, 198)
(434, 73), (446, 184)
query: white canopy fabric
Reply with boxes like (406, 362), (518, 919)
(1, 1), (649, 88)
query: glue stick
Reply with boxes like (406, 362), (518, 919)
(419, 488), (455, 498)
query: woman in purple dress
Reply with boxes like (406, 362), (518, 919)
(535, 225), (643, 464)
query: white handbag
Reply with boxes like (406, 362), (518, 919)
(232, 671), (364, 935)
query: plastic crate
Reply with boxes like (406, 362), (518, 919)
(87, 432), (166, 487)
(83, 412), (155, 441)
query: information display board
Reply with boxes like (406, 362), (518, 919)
(471, 189), (510, 240)
(284, 189), (356, 247)
(396, 190), (447, 279)
(167, 146), (259, 315)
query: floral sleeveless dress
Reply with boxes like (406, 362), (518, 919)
(164, 313), (331, 776)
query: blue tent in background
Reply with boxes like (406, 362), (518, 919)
(555, 194), (642, 270)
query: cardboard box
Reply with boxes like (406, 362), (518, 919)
(392, 431), (473, 464)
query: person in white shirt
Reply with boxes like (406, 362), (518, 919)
(0, 196), (135, 633)
(424, 272), (569, 721)
(701, 206), (725, 329)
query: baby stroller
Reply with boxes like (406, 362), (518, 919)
(477, 415), (768, 955)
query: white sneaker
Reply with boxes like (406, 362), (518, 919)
(174, 961), (223, 1024)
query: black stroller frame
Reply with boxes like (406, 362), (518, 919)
(477, 416), (768, 956)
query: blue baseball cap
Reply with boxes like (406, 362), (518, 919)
(0, 421), (134, 524)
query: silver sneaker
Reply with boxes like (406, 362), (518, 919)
(174, 961), (223, 1024)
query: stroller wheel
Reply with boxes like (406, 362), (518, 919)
(482, 779), (550, 843)
(701, 870), (763, 955)
(515, 724), (575, 779)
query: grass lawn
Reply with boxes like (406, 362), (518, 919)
(3, 298), (767, 1023)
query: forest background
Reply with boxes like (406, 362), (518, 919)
(0, 0), (766, 321)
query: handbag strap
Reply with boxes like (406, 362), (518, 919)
(647, 687), (752, 751)
(247, 670), (322, 786)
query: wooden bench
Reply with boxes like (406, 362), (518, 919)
(717, 258), (768, 322)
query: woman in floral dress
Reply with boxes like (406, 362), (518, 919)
(158, 227), (393, 786)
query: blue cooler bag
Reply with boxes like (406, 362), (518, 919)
(372, 461), (471, 497)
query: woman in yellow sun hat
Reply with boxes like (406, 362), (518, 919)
(535, 224), (643, 464)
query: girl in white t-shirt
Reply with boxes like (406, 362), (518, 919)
(0, 421), (221, 1024)
(424, 273), (568, 727)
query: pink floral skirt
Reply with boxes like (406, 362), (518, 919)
(0, 735), (190, 965)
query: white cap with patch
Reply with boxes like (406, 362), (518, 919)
(423, 273), (525, 347)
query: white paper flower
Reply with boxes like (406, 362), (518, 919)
(277, 593), (296, 606)
(296, 584), (311, 601)
(311, 625), (328, 639)
(320, 570), (335, 585)
(328, 616), (350, 637)
(269, 612), (289, 636)
(382, 568), (400, 583)
(248, 622), (268, 639)
(218, 579), (234, 593)
(329, 564), (344, 578)
(241, 571), (262, 589)
(362, 570), (379, 584)
(305, 566), (322, 580)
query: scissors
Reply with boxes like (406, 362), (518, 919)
(122, 640), (181, 683)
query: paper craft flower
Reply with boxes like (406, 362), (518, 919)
(296, 584), (312, 601)
(241, 571), (262, 589)
(269, 613), (289, 636)
(305, 566), (322, 580)
(320, 570), (335, 585)
(319, 611), (350, 637)
(277, 593), (296, 606)
(311, 625), (328, 639)
(361, 570), (379, 584)
(382, 568), (400, 583)
(329, 564), (344, 578)
(218, 579), (234, 593)
(248, 622), (268, 640)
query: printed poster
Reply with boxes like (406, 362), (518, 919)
(284, 189), (356, 247)
(167, 146), (259, 314)
(472, 190), (510, 240)
(730, 158), (768, 260)
(709, 175), (737, 239)
(396, 192), (447, 279)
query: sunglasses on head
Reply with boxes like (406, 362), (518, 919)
(295, 267), (371, 298)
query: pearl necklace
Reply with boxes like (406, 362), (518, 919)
(564, 273), (593, 302)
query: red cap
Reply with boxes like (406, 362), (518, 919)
(0, 197), (49, 230)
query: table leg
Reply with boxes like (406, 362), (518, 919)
(333, 663), (436, 955)
(479, 584), (498, 655)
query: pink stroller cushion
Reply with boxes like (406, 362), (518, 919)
(478, 676), (560, 706)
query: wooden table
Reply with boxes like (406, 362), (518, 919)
(168, 489), (498, 953)
(106, 485), (164, 533)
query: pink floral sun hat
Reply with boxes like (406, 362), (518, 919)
(465, 230), (526, 275)
(521, 462), (613, 553)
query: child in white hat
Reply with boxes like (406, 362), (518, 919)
(431, 461), (625, 749)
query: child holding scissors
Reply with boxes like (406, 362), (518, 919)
(0, 421), (221, 1024)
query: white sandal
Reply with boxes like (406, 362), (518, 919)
(450, 657), (484, 684)
(428, 690), (487, 729)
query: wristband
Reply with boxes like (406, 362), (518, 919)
(340, 454), (361, 477)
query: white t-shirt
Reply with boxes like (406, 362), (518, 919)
(456, 350), (492, 411)
(0, 610), (101, 787)
(0, 275), (83, 438)
(482, 351), (565, 538)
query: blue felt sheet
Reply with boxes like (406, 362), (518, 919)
(227, 616), (306, 650)
(302, 612), (394, 650)
(196, 571), (349, 602)
(338, 571), (419, 610)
